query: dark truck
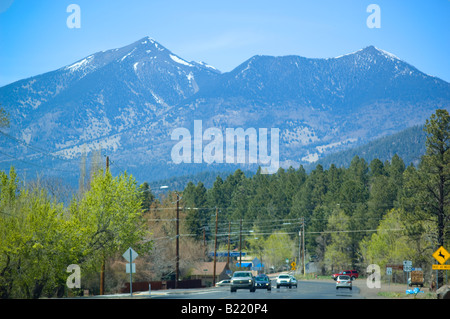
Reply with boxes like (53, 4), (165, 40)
(408, 270), (424, 287)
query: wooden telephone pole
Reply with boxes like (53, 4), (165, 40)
(212, 207), (219, 286)
(227, 221), (231, 266)
(100, 156), (109, 295)
(239, 219), (242, 268)
(175, 192), (180, 288)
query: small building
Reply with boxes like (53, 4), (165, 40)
(189, 262), (230, 287)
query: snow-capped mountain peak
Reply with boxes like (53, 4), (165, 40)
(0, 38), (448, 184)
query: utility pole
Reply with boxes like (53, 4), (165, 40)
(302, 217), (306, 275)
(227, 221), (231, 266)
(298, 230), (301, 275)
(213, 207), (218, 286)
(203, 228), (207, 260)
(100, 156), (109, 295)
(239, 219), (242, 268)
(175, 192), (180, 288)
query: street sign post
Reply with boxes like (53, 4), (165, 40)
(126, 263), (136, 273)
(432, 246), (449, 290)
(403, 260), (412, 272)
(403, 260), (412, 289)
(123, 247), (138, 296)
(386, 267), (392, 288)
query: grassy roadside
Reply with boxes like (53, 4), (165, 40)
(294, 274), (438, 299)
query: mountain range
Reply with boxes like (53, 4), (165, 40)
(0, 36), (449, 185)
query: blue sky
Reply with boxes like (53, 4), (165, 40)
(0, 0), (449, 86)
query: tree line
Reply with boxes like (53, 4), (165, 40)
(0, 109), (448, 298)
(170, 109), (449, 283)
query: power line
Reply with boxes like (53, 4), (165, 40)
(0, 130), (58, 158)
(0, 150), (74, 173)
(147, 227), (406, 243)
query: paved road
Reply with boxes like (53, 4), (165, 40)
(90, 280), (365, 317)
(133, 279), (362, 299)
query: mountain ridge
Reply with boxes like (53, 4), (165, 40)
(0, 37), (448, 184)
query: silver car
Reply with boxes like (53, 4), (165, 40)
(230, 271), (255, 292)
(336, 275), (352, 290)
(276, 274), (292, 288)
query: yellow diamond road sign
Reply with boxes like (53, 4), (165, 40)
(291, 261), (296, 270)
(432, 246), (450, 265)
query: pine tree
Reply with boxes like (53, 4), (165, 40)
(402, 109), (450, 286)
(0, 106), (9, 128)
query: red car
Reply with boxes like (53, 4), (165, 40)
(332, 270), (359, 280)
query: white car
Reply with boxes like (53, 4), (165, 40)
(276, 274), (293, 288)
(215, 279), (231, 287)
(336, 275), (352, 290)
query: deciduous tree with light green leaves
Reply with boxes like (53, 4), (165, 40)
(72, 170), (152, 273)
(263, 232), (295, 271)
(0, 167), (75, 298)
(324, 209), (352, 272)
(360, 209), (414, 269)
(0, 168), (151, 298)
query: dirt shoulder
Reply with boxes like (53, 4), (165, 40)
(351, 279), (436, 299)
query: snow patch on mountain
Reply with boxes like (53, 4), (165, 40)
(374, 47), (400, 61)
(316, 138), (358, 153)
(196, 61), (219, 71)
(333, 48), (364, 59)
(18, 96), (42, 109)
(121, 48), (136, 62)
(114, 106), (138, 131)
(170, 54), (193, 67)
(302, 152), (319, 163)
(66, 56), (93, 71)
(281, 126), (319, 145)
(21, 128), (32, 144)
(80, 115), (112, 141)
(54, 135), (121, 159)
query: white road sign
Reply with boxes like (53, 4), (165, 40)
(123, 247), (138, 262)
(126, 263), (136, 274)
(403, 260), (412, 272)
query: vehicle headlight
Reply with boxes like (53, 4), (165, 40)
(248, 279), (252, 283)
